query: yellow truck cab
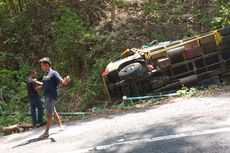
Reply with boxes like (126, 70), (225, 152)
(102, 27), (230, 101)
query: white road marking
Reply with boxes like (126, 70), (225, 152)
(69, 127), (230, 153)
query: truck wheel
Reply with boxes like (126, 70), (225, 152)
(118, 62), (144, 80)
(219, 26), (230, 36)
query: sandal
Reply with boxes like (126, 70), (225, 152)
(39, 133), (49, 138)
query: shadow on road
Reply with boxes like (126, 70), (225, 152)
(12, 132), (59, 148)
(12, 137), (56, 148)
(89, 113), (230, 153)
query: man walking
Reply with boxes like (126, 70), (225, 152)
(27, 69), (44, 127)
(38, 57), (70, 138)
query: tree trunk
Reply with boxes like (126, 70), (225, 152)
(110, 0), (116, 24)
(8, 0), (17, 16)
(148, 0), (153, 5)
(18, 0), (23, 12)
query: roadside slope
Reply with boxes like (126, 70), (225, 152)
(1, 91), (230, 153)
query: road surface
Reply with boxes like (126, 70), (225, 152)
(1, 92), (230, 153)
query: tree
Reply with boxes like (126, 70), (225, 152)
(110, 0), (116, 25)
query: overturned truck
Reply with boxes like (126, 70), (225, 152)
(102, 27), (230, 101)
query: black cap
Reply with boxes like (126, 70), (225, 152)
(39, 57), (51, 66)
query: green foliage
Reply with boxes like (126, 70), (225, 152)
(90, 58), (111, 96)
(0, 1), (56, 66)
(56, 58), (110, 112)
(176, 87), (197, 97)
(0, 65), (31, 112)
(0, 69), (17, 88)
(115, 0), (129, 8)
(0, 2), (103, 114)
(52, 6), (90, 73)
(141, 2), (166, 21)
(0, 0), (226, 130)
(212, 0), (230, 28)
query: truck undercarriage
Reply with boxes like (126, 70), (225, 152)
(102, 27), (230, 102)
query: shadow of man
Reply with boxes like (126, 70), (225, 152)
(12, 132), (59, 148)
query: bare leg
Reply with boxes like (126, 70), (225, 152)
(40, 115), (52, 137)
(53, 112), (62, 127)
(53, 112), (64, 131)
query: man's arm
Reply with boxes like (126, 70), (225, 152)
(54, 71), (70, 86)
(32, 78), (43, 86)
(60, 76), (70, 86)
(35, 80), (43, 86)
(31, 78), (43, 92)
(35, 85), (43, 92)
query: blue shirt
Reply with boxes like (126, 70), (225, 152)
(42, 70), (63, 100)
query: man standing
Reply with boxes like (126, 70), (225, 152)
(38, 57), (70, 138)
(27, 69), (44, 127)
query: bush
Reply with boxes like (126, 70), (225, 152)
(52, 5), (91, 74)
(90, 58), (111, 97)
(212, 0), (230, 28)
(55, 58), (110, 112)
(115, 0), (129, 8)
(0, 64), (32, 112)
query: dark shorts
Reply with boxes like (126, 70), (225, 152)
(45, 95), (57, 117)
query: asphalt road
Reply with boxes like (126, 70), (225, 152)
(1, 92), (230, 153)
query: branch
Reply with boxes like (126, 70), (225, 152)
(0, 89), (6, 104)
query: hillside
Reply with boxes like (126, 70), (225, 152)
(0, 0), (229, 132)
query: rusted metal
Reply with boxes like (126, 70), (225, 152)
(200, 35), (216, 44)
(167, 46), (184, 57)
(157, 57), (171, 69)
(167, 46), (185, 63)
(146, 32), (217, 61)
(179, 75), (198, 85)
(202, 43), (217, 54)
(102, 27), (230, 101)
(184, 46), (203, 59)
(184, 40), (199, 49)
(102, 76), (112, 102)
(221, 72), (230, 83)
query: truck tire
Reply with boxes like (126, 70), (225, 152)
(118, 62), (144, 80)
(219, 26), (230, 36)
